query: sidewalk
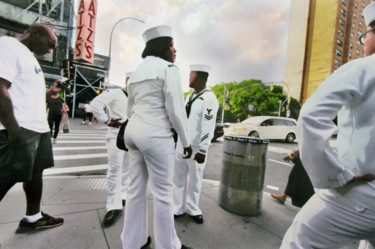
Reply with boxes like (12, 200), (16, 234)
(0, 119), (358, 249)
(0, 176), (300, 249)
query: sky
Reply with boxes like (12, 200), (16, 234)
(92, 0), (292, 92)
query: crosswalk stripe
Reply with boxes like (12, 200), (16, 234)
(59, 132), (107, 137)
(54, 153), (108, 160)
(58, 136), (106, 139)
(53, 146), (107, 151)
(53, 140), (105, 144)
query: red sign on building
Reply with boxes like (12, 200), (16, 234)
(74, 0), (97, 63)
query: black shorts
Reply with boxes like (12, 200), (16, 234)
(0, 127), (54, 183)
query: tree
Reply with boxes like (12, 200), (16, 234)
(210, 80), (301, 122)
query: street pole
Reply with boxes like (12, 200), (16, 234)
(221, 86), (226, 124)
(106, 17), (145, 87)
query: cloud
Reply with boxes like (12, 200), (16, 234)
(92, 0), (291, 91)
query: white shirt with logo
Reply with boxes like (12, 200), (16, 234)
(0, 36), (49, 133)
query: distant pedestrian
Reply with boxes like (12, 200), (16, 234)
(90, 73), (131, 227)
(60, 101), (70, 133)
(82, 100), (93, 125)
(173, 64), (218, 224)
(121, 25), (193, 249)
(281, 2), (375, 248)
(46, 90), (65, 143)
(271, 149), (314, 207)
(0, 23), (65, 232)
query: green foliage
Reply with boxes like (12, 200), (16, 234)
(209, 80), (301, 122)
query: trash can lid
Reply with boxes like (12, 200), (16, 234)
(224, 135), (269, 144)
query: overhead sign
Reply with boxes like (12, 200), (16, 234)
(74, 0), (97, 63)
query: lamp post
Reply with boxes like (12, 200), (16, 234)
(106, 17), (145, 87)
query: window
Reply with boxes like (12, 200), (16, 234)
(359, 21), (363, 27)
(350, 42), (353, 48)
(362, 2), (366, 7)
(353, 23), (356, 29)
(338, 29), (344, 36)
(261, 119), (273, 126)
(337, 39), (343, 46)
(339, 18), (345, 26)
(356, 49), (360, 55)
(336, 49), (342, 56)
(354, 13), (357, 18)
(341, 8), (347, 16)
(359, 31), (363, 36)
(273, 119), (286, 126)
(357, 40), (361, 46)
(355, 2), (358, 8)
(349, 52), (352, 58)
(342, 0), (347, 4)
(285, 120), (296, 126)
(335, 59), (341, 66)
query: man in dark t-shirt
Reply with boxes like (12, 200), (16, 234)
(46, 92), (64, 143)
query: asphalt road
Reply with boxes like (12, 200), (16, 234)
(50, 126), (298, 196)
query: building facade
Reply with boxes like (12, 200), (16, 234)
(284, 0), (372, 103)
(0, 0), (110, 117)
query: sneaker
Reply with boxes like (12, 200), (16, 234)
(17, 212), (64, 232)
(271, 193), (287, 204)
(53, 138), (57, 144)
(81, 121), (85, 124)
(88, 122), (93, 125)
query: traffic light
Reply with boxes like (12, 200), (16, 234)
(288, 97), (291, 104)
(63, 60), (75, 80)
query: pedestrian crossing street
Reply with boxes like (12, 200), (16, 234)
(44, 130), (109, 176)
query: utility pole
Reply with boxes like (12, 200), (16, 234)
(221, 85), (226, 124)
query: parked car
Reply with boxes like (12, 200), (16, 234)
(212, 123), (224, 141)
(225, 116), (297, 143)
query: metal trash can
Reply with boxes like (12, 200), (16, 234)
(218, 135), (268, 216)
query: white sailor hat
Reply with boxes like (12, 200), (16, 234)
(364, 2), (375, 26)
(190, 64), (211, 74)
(142, 25), (172, 43)
(125, 72), (132, 78)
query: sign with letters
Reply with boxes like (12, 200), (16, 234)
(74, 0), (97, 63)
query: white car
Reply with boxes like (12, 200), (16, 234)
(225, 116), (297, 143)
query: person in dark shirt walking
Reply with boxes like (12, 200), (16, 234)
(46, 91), (65, 143)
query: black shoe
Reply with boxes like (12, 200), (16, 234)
(189, 214), (203, 224)
(122, 199), (126, 207)
(141, 236), (151, 248)
(103, 209), (121, 226)
(16, 212), (64, 233)
(181, 244), (193, 249)
(174, 212), (186, 218)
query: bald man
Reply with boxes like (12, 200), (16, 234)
(0, 24), (66, 232)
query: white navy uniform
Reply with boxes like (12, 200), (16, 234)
(121, 56), (189, 249)
(281, 54), (375, 249)
(173, 89), (218, 216)
(90, 88), (129, 212)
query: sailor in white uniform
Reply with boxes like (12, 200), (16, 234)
(89, 73), (130, 226)
(281, 2), (375, 249)
(173, 64), (219, 224)
(120, 25), (193, 249)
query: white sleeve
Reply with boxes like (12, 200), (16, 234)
(198, 94), (219, 154)
(90, 92), (112, 123)
(0, 40), (18, 83)
(164, 65), (189, 148)
(297, 61), (367, 189)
